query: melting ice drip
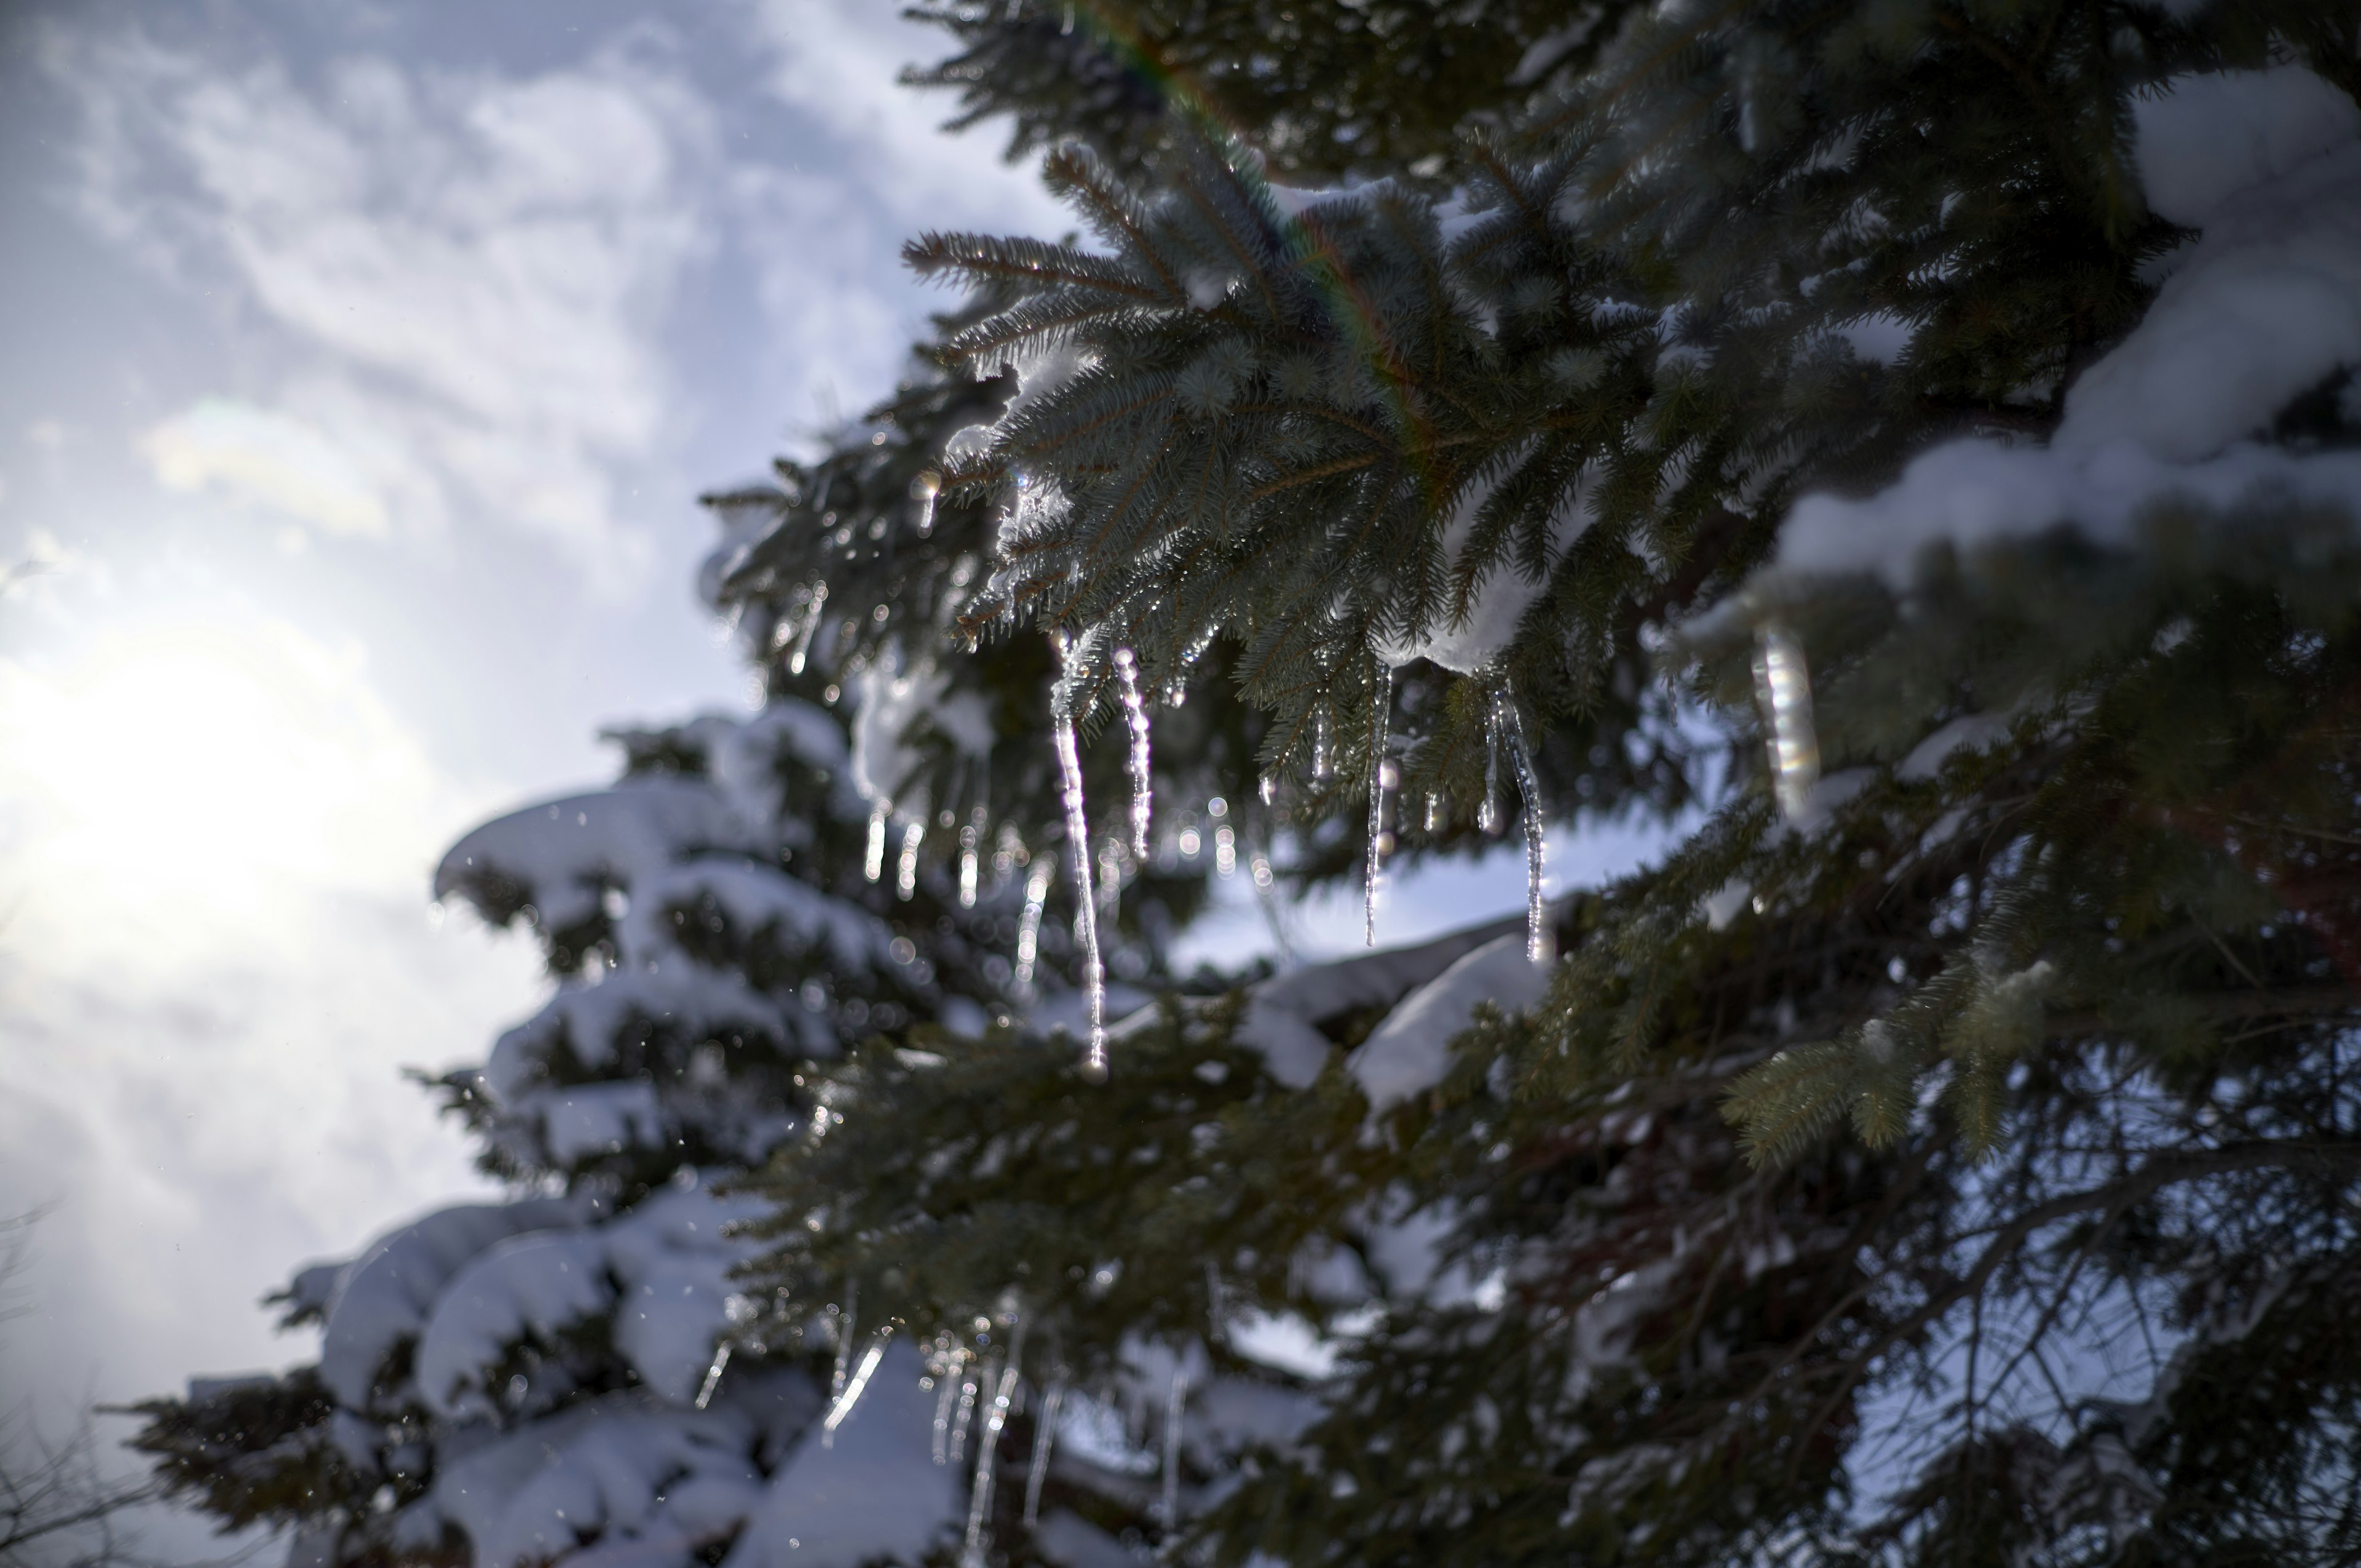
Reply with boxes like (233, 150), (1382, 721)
(1750, 622), (1819, 822)
(1489, 681), (1552, 965)
(1113, 646), (1153, 858)
(1051, 695), (1109, 1081)
(1365, 663), (1394, 946)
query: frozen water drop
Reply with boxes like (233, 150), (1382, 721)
(864, 802), (890, 883)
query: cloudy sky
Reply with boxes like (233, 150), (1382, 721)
(0, 2), (1654, 1545)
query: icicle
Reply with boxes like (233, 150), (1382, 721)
(694, 1342), (731, 1410)
(829, 1284), (857, 1404)
(1492, 683), (1553, 965)
(1052, 701), (1107, 1082)
(1097, 836), (1124, 925)
(789, 581), (828, 675)
(1258, 774), (1276, 807)
(1310, 705), (1334, 782)
(1159, 1365), (1188, 1531)
(821, 1326), (894, 1447)
(933, 1360), (963, 1465)
(1478, 700), (1505, 836)
(864, 802), (890, 882)
(1364, 665), (1393, 947)
(1022, 1381), (1064, 1528)
(1014, 857), (1053, 995)
(898, 820), (924, 900)
(1752, 621), (1821, 822)
(911, 469), (941, 538)
(1424, 791), (1443, 834)
(962, 1356), (1022, 1568)
(947, 1366), (979, 1468)
(1113, 646), (1153, 858)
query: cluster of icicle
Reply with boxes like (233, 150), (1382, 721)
(751, 1291), (1193, 1568)
(1045, 635), (1569, 1079)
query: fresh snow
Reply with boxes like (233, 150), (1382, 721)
(316, 1197), (593, 1407)
(1778, 86), (2361, 584)
(1237, 918), (1524, 1087)
(427, 1375), (818, 1568)
(2131, 66), (2360, 229)
(1347, 933), (1550, 1112)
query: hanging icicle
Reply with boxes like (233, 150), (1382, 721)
(789, 581), (828, 676)
(1479, 704), (1505, 836)
(693, 1343), (731, 1411)
(1022, 1381), (1065, 1528)
(1113, 646), (1153, 858)
(1013, 857), (1053, 996)
(1159, 1365), (1188, 1532)
(1364, 663), (1393, 947)
(932, 1357), (964, 1465)
(898, 820), (924, 901)
(1310, 705), (1334, 782)
(1492, 681), (1553, 965)
(821, 1326), (894, 1447)
(947, 1365), (979, 1468)
(864, 802), (890, 883)
(910, 469), (942, 537)
(1751, 621), (1821, 822)
(961, 1354), (1022, 1568)
(1052, 690), (1107, 1082)
(1425, 792), (1443, 834)
(959, 815), (981, 909)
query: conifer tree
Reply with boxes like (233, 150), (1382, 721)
(140, 2), (2361, 1566)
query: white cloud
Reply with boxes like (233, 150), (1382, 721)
(141, 397), (396, 538)
(45, 24), (722, 587)
(0, 606), (540, 1429)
